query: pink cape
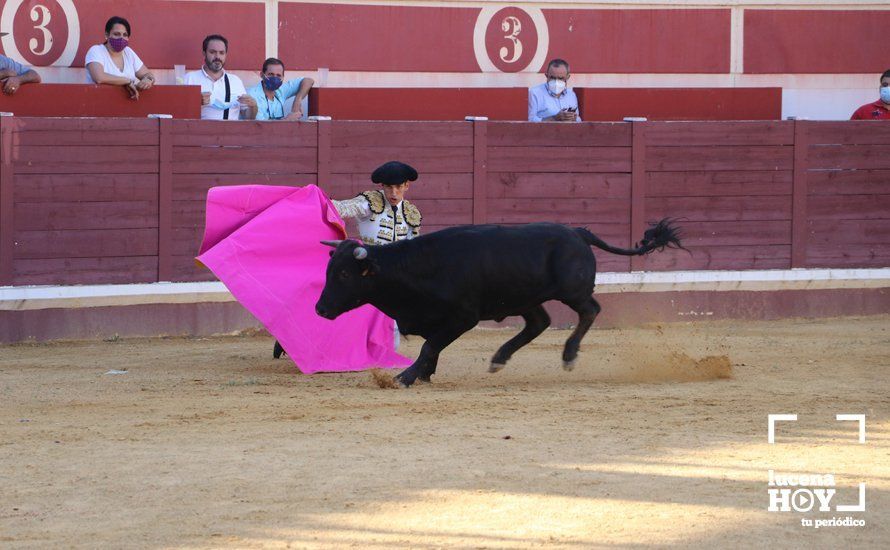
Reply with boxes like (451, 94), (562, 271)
(196, 184), (412, 374)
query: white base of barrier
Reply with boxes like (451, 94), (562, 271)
(1, 268), (888, 312)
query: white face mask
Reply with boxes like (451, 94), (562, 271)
(547, 78), (566, 96)
(880, 86), (890, 104)
(210, 99), (240, 110)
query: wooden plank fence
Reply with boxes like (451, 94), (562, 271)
(1, 117), (888, 287)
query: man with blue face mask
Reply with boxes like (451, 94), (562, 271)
(851, 70), (890, 120)
(247, 57), (315, 121)
(528, 58), (581, 122)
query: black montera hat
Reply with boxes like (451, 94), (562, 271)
(371, 161), (418, 185)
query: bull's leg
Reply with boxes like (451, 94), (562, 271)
(396, 319), (476, 388)
(489, 305), (551, 373)
(560, 297), (601, 371)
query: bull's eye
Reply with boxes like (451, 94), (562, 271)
(338, 269), (350, 280)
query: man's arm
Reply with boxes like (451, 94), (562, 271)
(286, 77), (315, 120)
(333, 196), (371, 219)
(238, 94), (258, 120)
(2, 69), (40, 95)
(235, 80), (258, 120)
(529, 87), (569, 121)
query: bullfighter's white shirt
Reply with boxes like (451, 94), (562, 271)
(333, 190), (421, 245)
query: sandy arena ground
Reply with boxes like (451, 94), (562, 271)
(1, 315), (888, 549)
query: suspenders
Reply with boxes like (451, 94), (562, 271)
(222, 74), (231, 120)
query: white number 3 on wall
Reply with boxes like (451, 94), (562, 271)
(29, 5), (53, 56)
(499, 16), (522, 64)
(0, 0), (79, 66)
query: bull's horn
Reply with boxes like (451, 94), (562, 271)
(320, 240), (344, 248)
(353, 247), (368, 260)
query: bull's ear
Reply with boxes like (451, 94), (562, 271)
(360, 259), (378, 277)
(329, 250), (335, 257)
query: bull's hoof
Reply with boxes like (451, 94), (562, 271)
(417, 375), (432, 384)
(489, 361), (506, 373)
(394, 372), (416, 388)
(562, 359), (577, 371)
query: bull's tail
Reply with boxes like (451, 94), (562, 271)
(576, 218), (685, 256)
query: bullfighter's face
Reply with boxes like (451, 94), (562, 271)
(382, 182), (409, 207)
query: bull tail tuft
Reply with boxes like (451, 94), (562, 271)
(575, 218), (686, 256)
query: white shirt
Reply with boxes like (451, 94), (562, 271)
(84, 44), (144, 83)
(528, 82), (581, 122)
(184, 67), (248, 120)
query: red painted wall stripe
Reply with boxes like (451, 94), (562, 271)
(545, 9), (730, 73)
(279, 3), (480, 72)
(280, 4), (730, 73)
(579, 88), (782, 121)
(745, 10), (890, 74)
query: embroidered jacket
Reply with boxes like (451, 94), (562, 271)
(333, 190), (422, 245)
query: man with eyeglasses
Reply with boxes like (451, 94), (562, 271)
(247, 57), (315, 121)
(528, 58), (581, 122)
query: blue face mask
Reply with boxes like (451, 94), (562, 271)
(880, 86), (890, 104)
(263, 75), (283, 91)
(210, 99), (240, 110)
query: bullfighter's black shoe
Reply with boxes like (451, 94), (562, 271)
(273, 340), (285, 359)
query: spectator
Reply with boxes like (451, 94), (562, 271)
(851, 69), (890, 120)
(528, 58), (580, 122)
(85, 16), (154, 100)
(184, 34), (257, 120)
(247, 57), (314, 121)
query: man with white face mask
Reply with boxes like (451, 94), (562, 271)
(528, 58), (581, 122)
(851, 69), (890, 120)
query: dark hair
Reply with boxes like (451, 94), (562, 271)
(547, 58), (570, 73)
(882, 69), (890, 83)
(104, 16), (131, 36)
(202, 34), (228, 53)
(262, 57), (286, 74)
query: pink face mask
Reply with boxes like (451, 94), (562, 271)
(108, 37), (128, 52)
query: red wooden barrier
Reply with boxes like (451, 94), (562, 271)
(309, 87), (781, 122)
(578, 88), (782, 121)
(1, 117), (888, 288)
(0, 84), (201, 119)
(803, 122), (890, 267)
(309, 88), (528, 121)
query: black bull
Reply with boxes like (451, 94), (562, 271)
(316, 220), (683, 387)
